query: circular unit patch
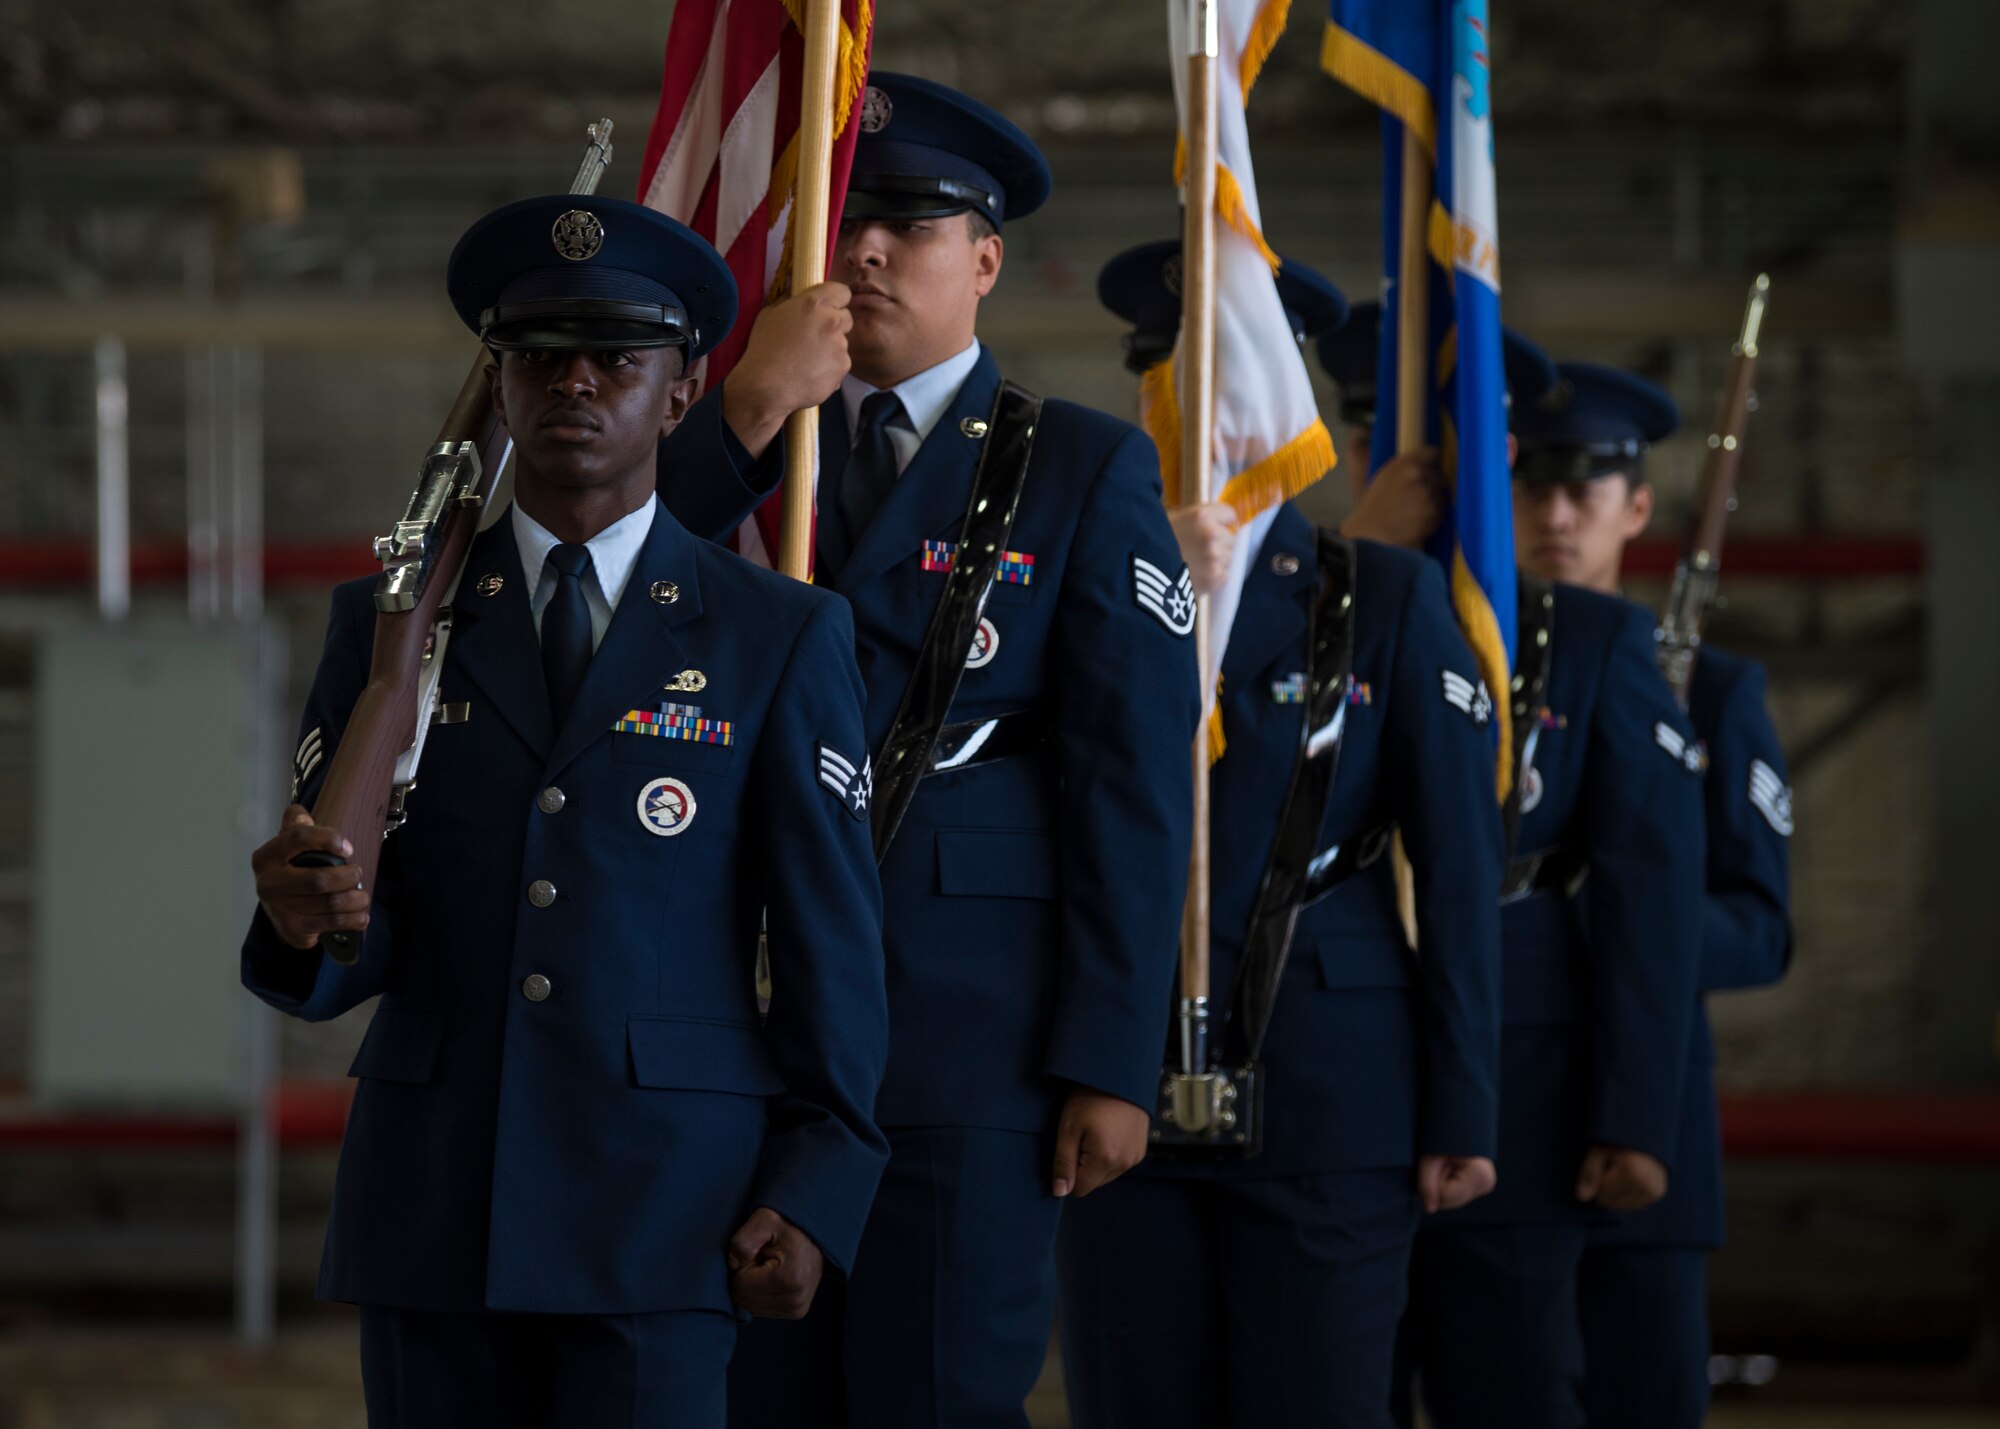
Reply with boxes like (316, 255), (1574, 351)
(965, 616), (1000, 670)
(636, 776), (697, 837)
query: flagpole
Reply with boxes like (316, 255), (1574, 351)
(1391, 122), (1432, 943)
(1174, 0), (1221, 1101)
(777, 0), (844, 583)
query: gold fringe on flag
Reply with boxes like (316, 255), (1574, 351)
(1142, 357), (1334, 514)
(1319, 23), (1436, 159)
(766, 0), (876, 301)
(1238, 0), (1293, 98)
(1451, 550), (1515, 799)
(1171, 142), (1283, 274)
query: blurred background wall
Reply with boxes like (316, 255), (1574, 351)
(2, 0), (1996, 1422)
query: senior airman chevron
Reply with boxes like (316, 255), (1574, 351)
(1653, 719), (1708, 774)
(816, 742), (872, 820)
(291, 726), (323, 801)
(1441, 669), (1493, 726)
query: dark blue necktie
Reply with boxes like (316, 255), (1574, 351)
(839, 389), (905, 542)
(541, 542), (595, 728)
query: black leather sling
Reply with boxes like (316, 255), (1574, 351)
(1216, 531), (1362, 1069)
(1502, 575), (1585, 901)
(1503, 576), (1556, 855)
(869, 379), (1043, 862)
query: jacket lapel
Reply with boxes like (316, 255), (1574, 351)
(447, 516), (556, 759)
(544, 497), (703, 781)
(1220, 503), (1317, 694)
(834, 350), (1001, 597)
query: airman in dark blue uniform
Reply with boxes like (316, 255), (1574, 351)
(1318, 340), (1711, 1429)
(1052, 246), (1506, 1428)
(664, 76), (1202, 1428)
(243, 196), (889, 1429)
(1507, 367), (1796, 1429)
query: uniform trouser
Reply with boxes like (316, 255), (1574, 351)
(1405, 1221), (1590, 1429)
(1056, 1168), (1420, 1429)
(1577, 1243), (1712, 1429)
(358, 1304), (736, 1429)
(728, 1125), (1062, 1429)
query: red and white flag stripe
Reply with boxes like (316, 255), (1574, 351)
(637, 0), (874, 567)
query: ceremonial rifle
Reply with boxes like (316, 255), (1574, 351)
(296, 120), (616, 965)
(1657, 274), (1770, 706)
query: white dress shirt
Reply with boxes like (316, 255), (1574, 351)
(838, 339), (983, 478)
(511, 498), (656, 652)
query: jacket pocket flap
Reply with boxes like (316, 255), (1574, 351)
(610, 730), (737, 771)
(347, 1003), (445, 1084)
(628, 1018), (787, 1096)
(935, 828), (1058, 900)
(1308, 933), (1415, 990)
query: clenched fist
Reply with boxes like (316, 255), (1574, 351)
(1575, 1144), (1668, 1212)
(721, 282), (854, 458)
(1169, 502), (1240, 596)
(727, 1207), (826, 1319)
(1338, 446), (1445, 550)
(252, 805), (367, 950)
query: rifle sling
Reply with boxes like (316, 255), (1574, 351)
(869, 379), (1043, 862)
(1218, 532), (1361, 1068)
(1502, 576), (1556, 856)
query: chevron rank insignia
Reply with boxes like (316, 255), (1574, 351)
(817, 743), (872, 820)
(1653, 721), (1709, 775)
(1132, 555), (1196, 637)
(291, 726), (323, 802)
(1749, 758), (1794, 835)
(1440, 670), (1492, 726)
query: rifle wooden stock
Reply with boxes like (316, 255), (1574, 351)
(304, 357), (508, 963)
(294, 118), (613, 964)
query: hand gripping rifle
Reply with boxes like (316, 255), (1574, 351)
(1656, 274), (1769, 707)
(295, 120), (615, 965)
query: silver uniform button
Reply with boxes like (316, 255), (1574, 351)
(1272, 551), (1302, 576)
(522, 973), (552, 1002)
(537, 787), (566, 814)
(527, 879), (557, 908)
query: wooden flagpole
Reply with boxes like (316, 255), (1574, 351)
(1392, 123), (1432, 943)
(777, 0), (844, 583)
(1174, 0), (1221, 1090)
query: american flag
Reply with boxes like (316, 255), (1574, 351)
(636, 0), (875, 565)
